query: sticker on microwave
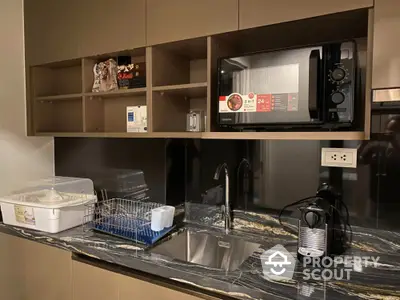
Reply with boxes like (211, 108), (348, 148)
(219, 93), (256, 113)
(14, 205), (36, 225)
(219, 93), (299, 113)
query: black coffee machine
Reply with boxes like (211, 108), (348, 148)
(279, 183), (350, 263)
(297, 184), (349, 262)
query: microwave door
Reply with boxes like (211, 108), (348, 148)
(232, 69), (252, 124)
(219, 47), (323, 127)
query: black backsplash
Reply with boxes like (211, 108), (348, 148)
(185, 139), (378, 228)
(55, 111), (400, 231)
(55, 138), (185, 205)
(184, 116), (400, 231)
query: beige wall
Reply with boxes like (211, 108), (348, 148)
(0, 0), (54, 194)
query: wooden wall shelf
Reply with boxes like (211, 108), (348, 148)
(35, 94), (83, 101)
(152, 82), (207, 98)
(84, 88), (147, 98)
(35, 131), (365, 140)
(201, 131), (366, 140)
(35, 132), (203, 138)
(28, 16), (373, 140)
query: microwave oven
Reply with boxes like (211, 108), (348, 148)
(217, 41), (358, 130)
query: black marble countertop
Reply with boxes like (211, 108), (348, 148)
(1, 207), (399, 300)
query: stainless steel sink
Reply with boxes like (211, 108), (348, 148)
(150, 229), (261, 271)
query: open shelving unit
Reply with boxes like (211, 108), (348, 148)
(150, 37), (209, 134)
(27, 9), (372, 140)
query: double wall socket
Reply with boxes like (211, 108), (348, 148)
(321, 147), (358, 168)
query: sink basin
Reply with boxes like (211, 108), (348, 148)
(150, 229), (261, 271)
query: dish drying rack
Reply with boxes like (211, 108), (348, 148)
(84, 198), (174, 246)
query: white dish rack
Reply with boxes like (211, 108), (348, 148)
(0, 177), (97, 233)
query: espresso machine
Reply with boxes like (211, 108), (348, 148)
(279, 183), (350, 263)
(297, 184), (349, 262)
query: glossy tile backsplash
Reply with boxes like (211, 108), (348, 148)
(54, 112), (400, 231)
(185, 136), (400, 231)
(55, 138), (185, 205)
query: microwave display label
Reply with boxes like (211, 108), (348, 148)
(219, 93), (298, 113)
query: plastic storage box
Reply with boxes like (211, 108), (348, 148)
(0, 177), (97, 233)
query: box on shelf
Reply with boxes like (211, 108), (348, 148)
(117, 62), (146, 89)
(0, 177), (97, 233)
(127, 105), (147, 132)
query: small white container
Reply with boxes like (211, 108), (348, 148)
(0, 177), (97, 233)
(163, 206), (175, 228)
(151, 207), (165, 232)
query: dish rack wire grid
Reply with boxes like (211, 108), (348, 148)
(84, 198), (171, 245)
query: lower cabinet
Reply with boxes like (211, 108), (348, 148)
(73, 261), (203, 300)
(0, 233), (24, 300)
(0, 232), (73, 300)
(118, 271), (202, 300)
(23, 239), (72, 300)
(0, 233), (203, 300)
(72, 261), (119, 300)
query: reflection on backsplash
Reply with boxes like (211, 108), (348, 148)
(186, 120), (400, 231)
(55, 138), (186, 206)
(53, 109), (400, 232)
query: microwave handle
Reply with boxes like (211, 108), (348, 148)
(308, 49), (321, 120)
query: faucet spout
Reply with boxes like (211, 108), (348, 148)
(214, 163), (231, 233)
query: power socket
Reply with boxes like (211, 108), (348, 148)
(321, 147), (357, 168)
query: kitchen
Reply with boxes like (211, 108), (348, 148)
(1, 0), (400, 299)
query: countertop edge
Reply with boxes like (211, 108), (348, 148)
(0, 224), (245, 300)
(72, 253), (234, 300)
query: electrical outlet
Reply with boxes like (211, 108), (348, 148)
(321, 147), (357, 168)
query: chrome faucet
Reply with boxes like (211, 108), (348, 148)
(214, 163), (231, 233)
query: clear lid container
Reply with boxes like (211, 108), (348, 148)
(0, 176), (97, 209)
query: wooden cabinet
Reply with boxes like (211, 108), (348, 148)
(0, 235), (203, 300)
(146, 0), (238, 45)
(24, 0), (82, 65)
(24, 0), (146, 65)
(0, 234), (72, 300)
(372, 0), (400, 90)
(0, 233), (24, 300)
(23, 239), (72, 300)
(80, 0), (146, 57)
(72, 261), (203, 300)
(72, 261), (119, 300)
(119, 273), (202, 300)
(238, 0), (373, 29)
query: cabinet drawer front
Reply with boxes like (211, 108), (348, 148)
(24, 0), (82, 65)
(119, 274), (203, 300)
(239, 0), (373, 29)
(146, 0), (238, 45)
(372, 0), (400, 89)
(72, 261), (119, 300)
(80, 0), (146, 57)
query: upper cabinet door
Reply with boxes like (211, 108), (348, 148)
(24, 0), (82, 65)
(146, 0), (239, 45)
(80, 0), (146, 57)
(239, 0), (373, 29)
(372, 0), (400, 90)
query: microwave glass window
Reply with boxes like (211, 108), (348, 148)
(219, 47), (321, 124)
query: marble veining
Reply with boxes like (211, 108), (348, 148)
(1, 204), (400, 300)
